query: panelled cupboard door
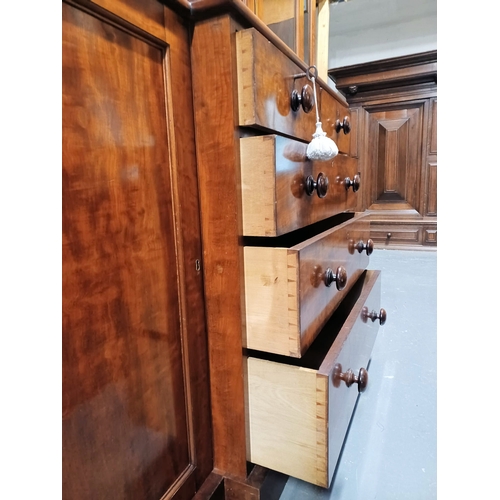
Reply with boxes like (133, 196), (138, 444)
(62, 2), (211, 499)
(365, 102), (425, 214)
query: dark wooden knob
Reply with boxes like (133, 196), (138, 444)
(324, 266), (347, 290)
(344, 174), (360, 192)
(291, 84), (314, 113)
(348, 238), (374, 255)
(305, 173), (329, 198)
(333, 364), (368, 392)
(361, 306), (387, 325)
(357, 239), (374, 255)
(335, 116), (351, 134)
(387, 232), (392, 239)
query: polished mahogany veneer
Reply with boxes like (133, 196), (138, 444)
(240, 135), (360, 237)
(62, 2), (213, 499)
(63, 5), (189, 498)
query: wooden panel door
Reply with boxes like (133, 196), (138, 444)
(62, 2), (211, 499)
(365, 102), (425, 215)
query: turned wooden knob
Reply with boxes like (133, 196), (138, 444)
(344, 174), (360, 192)
(333, 364), (368, 392)
(361, 306), (387, 325)
(387, 232), (392, 239)
(358, 239), (374, 255)
(305, 173), (329, 198)
(348, 238), (374, 255)
(291, 84), (314, 113)
(335, 116), (351, 134)
(324, 266), (347, 290)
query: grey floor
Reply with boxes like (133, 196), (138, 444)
(278, 249), (437, 500)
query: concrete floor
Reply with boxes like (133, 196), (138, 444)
(278, 249), (437, 500)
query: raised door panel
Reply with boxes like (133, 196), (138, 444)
(423, 226), (437, 246)
(366, 103), (424, 214)
(62, 4), (204, 499)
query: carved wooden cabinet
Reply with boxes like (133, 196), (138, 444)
(191, 10), (385, 496)
(329, 52), (437, 249)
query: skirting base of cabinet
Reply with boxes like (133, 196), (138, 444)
(370, 220), (437, 249)
(194, 465), (288, 500)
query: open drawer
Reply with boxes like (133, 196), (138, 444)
(240, 134), (360, 237)
(243, 270), (386, 487)
(243, 212), (372, 357)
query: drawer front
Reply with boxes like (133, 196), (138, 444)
(243, 214), (372, 357)
(244, 270), (383, 487)
(370, 223), (422, 247)
(240, 135), (361, 236)
(320, 87), (352, 155)
(236, 28), (339, 144)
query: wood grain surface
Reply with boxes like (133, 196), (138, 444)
(191, 15), (248, 479)
(236, 28), (317, 143)
(243, 213), (371, 357)
(244, 270), (382, 487)
(62, 2), (212, 498)
(320, 87), (352, 156)
(240, 136), (360, 236)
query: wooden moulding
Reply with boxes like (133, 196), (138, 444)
(242, 213), (371, 357)
(328, 50), (437, 99)
(244, 270), (382, 487)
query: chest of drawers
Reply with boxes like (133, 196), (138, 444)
(191, 12), (386, 494)
(62, 1), (388, 498)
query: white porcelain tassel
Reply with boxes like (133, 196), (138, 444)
(306, 121), (338, 161)
(305, 66), (339, 161)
